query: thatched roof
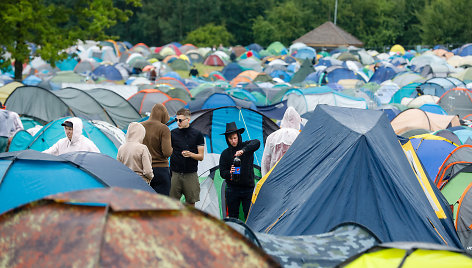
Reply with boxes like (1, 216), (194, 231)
(293, 21), (363, 48)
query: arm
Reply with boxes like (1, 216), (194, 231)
(219, 151), (232, 180)
(241, 139), (261, 154)
(161, 128), (173, 158)
(142, 147), (154, 181)
(261, 142), (271, 177)
(184, 145), (204, 161)
(43, 141), (60, 155)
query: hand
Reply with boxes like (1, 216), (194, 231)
(230, 165), (235, 174)
(234, 150), (244, 157)
(182, 150), (191, 158)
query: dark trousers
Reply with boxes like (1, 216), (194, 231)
(151, 167), (171, 196)
(225, 186), (254, 220)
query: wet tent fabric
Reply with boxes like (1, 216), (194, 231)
(339, 242), (472, 267)
(83, 88), (141, 129)
(5, 86), (74, 123)
(0, 187), (279, 267)
(247, 105), (462, 248)
(8, 117), (119, 158)
(409, 134), (458, 180)
(438, 88), (472, 119)
(190, 107), (279, 165)
(54, 87), (116, 125)
(456, 183), (472, 255)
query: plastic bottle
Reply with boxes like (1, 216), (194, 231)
(232, 156), (241, 183)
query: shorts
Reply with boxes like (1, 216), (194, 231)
(170, 172), (200, 204)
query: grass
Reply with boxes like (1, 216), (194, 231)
(175, 63), (224, 79)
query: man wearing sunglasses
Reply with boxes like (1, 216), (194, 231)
(169, 108), (204, 206)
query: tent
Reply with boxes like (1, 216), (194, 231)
(188, 106), (279, 165)
(0, 187), (278, 267)
(456, 182), (472, 254)
(221, 62), (244, 81)
(247, 105), (461, 248)
(204, 54), (226, 66)
(438, 88), (472, 118)
(409, 134), (458, 180)
(0, 150), (153, 214)
(293, 21), (363, 48)
(8, 117), (121, 158)
(436, 145), (472, 188)
(338, 242), (472, 267)
(127, 89), (186, 116)
(418, 78), (465, 97)
(0, 81), (23, 104)
(227, 221), (378, 267)
(187, 93), (257, 112)
(391, 109), (461, 136)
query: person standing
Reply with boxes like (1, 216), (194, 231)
(43, 117), (100, 156)
(219, 122), (260, 220)
(141, 104), (173, 195)
(117, 122), (154, 184)
(169, 108), (204, 206)
(261, 107), (301, 176)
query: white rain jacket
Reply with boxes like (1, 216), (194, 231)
(117, 122), (153, 184)
(43, 117), (100, 156)
(261, 107), (301, 176)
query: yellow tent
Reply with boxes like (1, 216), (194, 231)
(0, 81), (23, 104)
(390, 44), (405, 55)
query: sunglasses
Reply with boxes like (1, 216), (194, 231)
(177, 118), (189, 123)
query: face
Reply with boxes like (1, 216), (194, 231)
(65, 126), (73, 140)
(176, 115), (190, 129)
(227, 133), (239, 147)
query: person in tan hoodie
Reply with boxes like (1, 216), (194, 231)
(141, 103), (173, 195)
(117, 122), (154, 184)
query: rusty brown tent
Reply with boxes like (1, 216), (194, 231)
(293, 21), (363, 49)
(0, 187), (279, 267)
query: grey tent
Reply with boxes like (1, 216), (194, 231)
(456, 182), (472, 255)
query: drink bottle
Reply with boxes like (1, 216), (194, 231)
(232, 156), (241, 183)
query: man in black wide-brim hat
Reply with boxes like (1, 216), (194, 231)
(219, 122), (260, 220)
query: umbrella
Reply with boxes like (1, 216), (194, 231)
(0, 187), (279, 267)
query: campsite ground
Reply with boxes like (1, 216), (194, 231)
(175, 63), (224, 79)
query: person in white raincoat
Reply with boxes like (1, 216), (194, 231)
(43, 117), (100, 156)
(261, 107), (301, 176)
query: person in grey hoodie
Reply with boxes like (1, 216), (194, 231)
(117, 122), (154, 184)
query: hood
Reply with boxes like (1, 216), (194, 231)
(65, 117), (83, 144)
(149, 103), (170, 124)
(280, 106), (301, 130)
(126, 122), (146, 143)
(225, 131), (243, 150)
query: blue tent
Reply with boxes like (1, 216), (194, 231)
(326, 68), (365, 83)
(410, 135), (457, 180)
(369, 66), (399, 84)
(419, 104), (448, 115)
(221, 63), (243, 81)
(247, 105), (462, 248)
(8, 117), (119, 158)
(0, 150), (154, 214)
(189, 106), (279, 165)
(186, 93), (257, 112)
(92, 64), (123, 81)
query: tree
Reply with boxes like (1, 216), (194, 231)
(0, 0), (140, 80)
(417, 0), (472, 46)
(184, 23), (234, 47)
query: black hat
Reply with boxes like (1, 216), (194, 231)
(61, 121), (73, 128)
(220, 122), (245, 135)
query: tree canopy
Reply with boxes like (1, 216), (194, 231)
(0, 0), (141, 80)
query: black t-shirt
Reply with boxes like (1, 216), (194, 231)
(170, 127), (204, 173)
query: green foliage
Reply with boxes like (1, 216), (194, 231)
(417, 0), (472, 45)
(0, 0), (140, 80)
(184, 23), (234, 47)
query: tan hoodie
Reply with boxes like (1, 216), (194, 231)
(117, 122), (154, 183)
(140, 104), (173, 167)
